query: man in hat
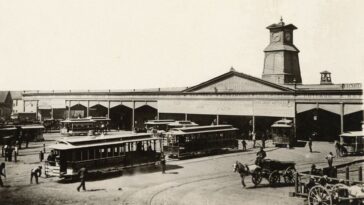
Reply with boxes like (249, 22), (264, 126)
(30, 166), (42, 184)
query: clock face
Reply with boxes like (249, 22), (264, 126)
(272, 33), (281, 42)
(285, 32), (291, 41)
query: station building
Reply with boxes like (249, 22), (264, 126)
(20, 19), (363, 141)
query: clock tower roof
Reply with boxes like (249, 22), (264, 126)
(266, 18), (297, 30)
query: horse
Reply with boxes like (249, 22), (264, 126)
(233, 161), (259, 188)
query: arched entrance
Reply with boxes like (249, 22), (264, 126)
(135, 105), (158, 129)
(89, 104), (108, 117)
(110, 105), (132, 130)
(70, 104), (87, 118)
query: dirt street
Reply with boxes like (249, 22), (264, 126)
(0, 133), (360, 205)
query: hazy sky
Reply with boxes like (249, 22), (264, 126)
(0, 0), (363, 90)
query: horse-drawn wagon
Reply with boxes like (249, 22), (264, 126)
(234, 159), (296, 187)
(291, 172), (364, 205)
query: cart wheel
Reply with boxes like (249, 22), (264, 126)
(328, 183), (348, 199)
(251, 169), (262, 186)
(268, 171), (280, 186)
(308, 185), (332, 205)
(283, 167), (296, 184)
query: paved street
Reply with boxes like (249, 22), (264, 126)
(0, 132), (362, 205)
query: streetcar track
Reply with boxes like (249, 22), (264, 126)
(148, 173), (232, 205)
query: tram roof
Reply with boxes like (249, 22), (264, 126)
(21, 125), (45, 129)
(49, 133), (159, 150)
(61, 118), (96, 123)
(340, 131), (364, 137)
(167, 121), (198, 126)
(167, 124), (238, 135)
(145, 119), (175, 125)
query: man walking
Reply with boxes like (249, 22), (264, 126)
(30, 166), (42, 184)
(77, 167), (87, 192)
(0, 163), (6, 187)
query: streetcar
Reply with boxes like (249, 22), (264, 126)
(271, 119), (295, 147)
(45, 133), (161, 179)
(0, 125), (17, 145)
(163, 124), (238, 159)
(87, 117), (111, 134)
(20, 124), (45, 141)
(338, 131), (364, 156)
(60, 118), (96, 136)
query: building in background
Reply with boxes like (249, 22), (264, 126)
(13, 19), (364, 141)
(0, 91), (13, 122)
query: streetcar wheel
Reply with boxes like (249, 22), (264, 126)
(251, 169), (262, 186)
(283, 167), (296, 184)
(268, 171), (280, 186)
(308, 185), (332, 205)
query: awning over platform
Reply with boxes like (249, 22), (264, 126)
(158, 99), (295, 117)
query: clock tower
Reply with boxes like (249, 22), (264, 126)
(262, 18), (302, 84)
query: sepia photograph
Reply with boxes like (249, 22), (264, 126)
(0, 0), (363, 204)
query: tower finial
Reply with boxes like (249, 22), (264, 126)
(280, 16), (283, 22)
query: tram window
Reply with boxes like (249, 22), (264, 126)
(89, 148), (95, 159)
(107, 147), (112, 157)
(120, 144), (125, 153)
(114, 147), (119, 156)
(75, 150), (81, 161)
(81, 149), (88, 161)
(95, 148), (100, 158)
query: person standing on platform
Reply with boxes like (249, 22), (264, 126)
(30, 166), (42, 184)
(242, 139), (247, 151)
(252, 132), (256, 148)
(77, 167), (87, 192)
(326, 152), (335, 168)
(39, 151), (44, 162)
(0, 163), (6, 187)
(14, 147), (18, 162)
(308, 136), (313, 153)
(160, 154), (166, 174)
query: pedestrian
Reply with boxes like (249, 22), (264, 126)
(13, 147), (18, 162)
(334, 140), (341, 157)
(43, 143), (46, 153)
(39, 150), (44, 162)
(30, 166), (42, 184)
(160, 154), (166, 174)
(7, 146), (13, 162)
(242, 139), (247, 151)
(0, 163), (6, 187)
(77, 167), (87, 192)
(326, 152), (335, 168)
(308, 136), (313, 153)
(4, 145), (8, 161)
(252, 132), (256, 148)
(261, 132), (266, 149)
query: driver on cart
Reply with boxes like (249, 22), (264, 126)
(255, 147), (267, 166)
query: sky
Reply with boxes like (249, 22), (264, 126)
(0, 0), (363, 90)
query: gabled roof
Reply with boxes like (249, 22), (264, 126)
(183, 70), (294, 93)
(10, 91), (23, 100)
(0, 91), (11, 103)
